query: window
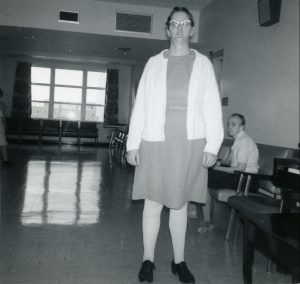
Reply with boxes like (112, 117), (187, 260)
(31, 67), (51, 119)
(54, 69), (83, 121)
(86, 71), (107, 121)
(30, 66), (107, 122)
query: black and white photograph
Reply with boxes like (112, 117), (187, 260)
(0, 0), (299, 283)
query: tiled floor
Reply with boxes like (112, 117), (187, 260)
(0, 144), (291, 283)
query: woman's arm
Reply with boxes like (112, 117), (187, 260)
(202, 57), (224, 155)
(126, 61), (151, 151)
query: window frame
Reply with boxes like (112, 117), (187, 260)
(30, 64), (107, 122)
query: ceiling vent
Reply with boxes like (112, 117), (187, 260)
(59, 10), (79, 24)
(116, 12), (152, 33)
(115, 47), (131, 56)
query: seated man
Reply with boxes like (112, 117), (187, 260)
(197, 113), (259, 233)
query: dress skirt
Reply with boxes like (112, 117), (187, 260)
(131, 51), (208, 209)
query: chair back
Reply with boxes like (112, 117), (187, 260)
(273, 158), (300, 212)
(258, 145), (293, 176)
(217, 145), (231, 161)
(257, 145), (294, 195)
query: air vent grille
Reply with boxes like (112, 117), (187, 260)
(59, 10), (79, 23)
(116, 12), (152, 33)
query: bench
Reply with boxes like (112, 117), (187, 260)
(6, 118), (98, 145)
(79, 121), (98, 144)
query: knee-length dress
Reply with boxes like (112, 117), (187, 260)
(132, 51), (208, 209)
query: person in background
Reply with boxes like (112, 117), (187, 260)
(197, 113), (259, 233)
(126, 6), (223, 283)
(0, 88), (8, 164)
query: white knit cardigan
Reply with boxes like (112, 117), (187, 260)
(126, 49), (224, 155)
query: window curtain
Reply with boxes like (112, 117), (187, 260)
(11, 61), (32, 118)
(104, 69), (119, 126)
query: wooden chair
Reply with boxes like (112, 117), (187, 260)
(109, 128), (126, 149)
(118, 133), (128, 157)
(225, 148), (295, 243)
(256, 145), (293, 198)
(208, 146), (294, 240)
(226, 165), (298, 242)
(272, 158), (300, 213)
(108, 127), (128, 164)
(228, 157), (300, 272)
(226, 172), (282, 243)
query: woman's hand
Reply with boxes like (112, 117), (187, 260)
(203, 152), (217, 168)
(126, 149), (140, 166)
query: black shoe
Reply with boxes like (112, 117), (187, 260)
(138, 260), (155, 282)
(171, 260), (195, 283)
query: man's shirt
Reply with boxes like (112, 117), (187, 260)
(230, 131), (259, 173)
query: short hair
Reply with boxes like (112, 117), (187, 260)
(165, 7), (195, 29)
(230, 113), (246, 127)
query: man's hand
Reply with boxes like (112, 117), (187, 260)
(126, 149), (140, 166)
(203, 152), (217, 168)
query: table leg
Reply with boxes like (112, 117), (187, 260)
(243, 219), (254, 284)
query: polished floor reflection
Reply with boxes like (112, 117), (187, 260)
(22, 160), (102, 225)
(0, 144), (290, 284)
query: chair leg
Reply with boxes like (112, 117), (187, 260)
(203, 193), (213, 223)
(226, 208), (237, 242)
(109, 133), (116, 149)
(267, 259), (272, 273)
(210, 196), (215, 224)
(121, 144), (126, 157)
(233, 218), (240, 246)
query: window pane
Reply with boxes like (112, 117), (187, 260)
(54, 103), (81, 121)
(31, 102), (49, 119)
(55, 69), (83, 86)
(85, 105), (104, 122)
(87, 71), (107, 88)
(86, 89), (105, 105)
(31, 85), (50, 101)
(31, 67), (51, 84)
(54, 87), (82, 103)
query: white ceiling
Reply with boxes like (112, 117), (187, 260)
(0, 0), (213, 65)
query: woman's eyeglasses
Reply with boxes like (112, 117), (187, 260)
(169, 20), (191, 29)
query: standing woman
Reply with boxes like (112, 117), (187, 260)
(0, 88), (8, 164)
(126, 7), (224, 283)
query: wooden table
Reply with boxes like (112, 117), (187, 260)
(242, 213), (300, 284)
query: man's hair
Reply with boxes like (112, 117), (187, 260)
(165, 7), (195, 29)
(230, 113), (246, 127)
